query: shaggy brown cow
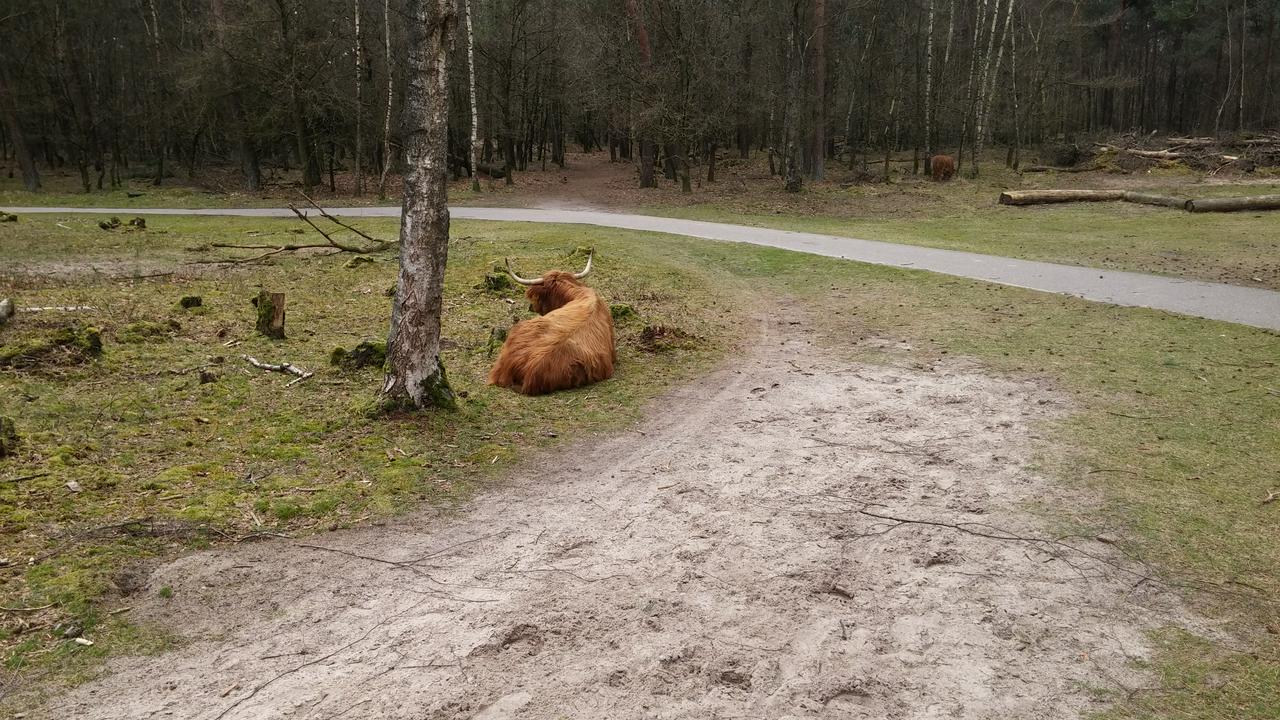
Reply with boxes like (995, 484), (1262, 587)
(488, 254), (616, 395)
(930, 154), (956, 182)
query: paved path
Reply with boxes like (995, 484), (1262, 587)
(8, 205), (1280, 331)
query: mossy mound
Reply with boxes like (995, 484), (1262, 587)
(477, 264), (516, 292)
(118, 320), (179, 344)
(331, 340), (387, 370)
(0, 326), (103, 368)
(610, 303), (637, 321)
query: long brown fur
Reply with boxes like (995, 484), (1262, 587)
(930, 154), (956, 182)
(488, 271), (616, 395)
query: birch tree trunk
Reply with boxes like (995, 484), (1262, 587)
(973, 0), (1013, 177)
(465, 0), (480, 192)
(354, 0), (364, 195)
(382, 0), (457, 411)
(923, 0), (935, 172)
(959, 0), (990, 173)
(1009, 1), (1021, 170)
(378, 0), (395, 199)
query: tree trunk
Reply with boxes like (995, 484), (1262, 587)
(783, 0), (804, 193)
(807, 0), (826, 181)
(624, 0), (658, 189)
(0, 64), (40, 191)
(255, 291), (287, 339)
(923, 0), (935, 174)
(465, 0), (481, 192)
(998, 189), (1125, 205)
(382, 0), (457, 411)
(378, 0), (395, 199)
(354, 0), (364, 195)
(1187, 195), (1280, 213)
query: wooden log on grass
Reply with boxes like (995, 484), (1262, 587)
(1185, 195), (1280, 213)
(998, 189), (1126, 206)
(1121, 191), (1191, 209)
(254, 291), (286, 339)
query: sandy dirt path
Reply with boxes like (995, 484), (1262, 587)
(45, 313), (1196, 719)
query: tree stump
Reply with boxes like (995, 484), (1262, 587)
(0, 416), (17, 458)
(254, 291), (286, 339)
(0, 298), (14, 327)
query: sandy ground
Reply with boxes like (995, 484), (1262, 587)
(43, 311), (1200, 719)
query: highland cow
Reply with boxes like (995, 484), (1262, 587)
(931, 154), (956, 182)
(488, 254), (616, 395)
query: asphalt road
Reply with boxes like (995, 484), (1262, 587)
(8, 205), (1279, 331)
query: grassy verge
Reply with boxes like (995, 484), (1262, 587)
(2, 213), (1277, 717)
(640, 184), (1280, 291)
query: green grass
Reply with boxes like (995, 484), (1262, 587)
(2, 212), (1278, 717)
(642, 184), (1280, 291)
(0, 215), (733, 701)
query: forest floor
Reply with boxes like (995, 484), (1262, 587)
(5, 150), (1279, 290)
(0, 181), (1278, 717)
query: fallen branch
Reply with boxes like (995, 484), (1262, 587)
(242, 355), (314, 386)
(20, 305), (97, 312)
(203, 204), (388, 264)
(286, 205), (380, 253)
(299, 192), (390, 247)
(1262, 490), (1278, 506)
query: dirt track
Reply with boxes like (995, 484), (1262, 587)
(47, 312), (1197, 719)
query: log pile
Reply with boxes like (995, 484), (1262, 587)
(998, 190), (1280, 213)
(1030, 133), (1280, 175)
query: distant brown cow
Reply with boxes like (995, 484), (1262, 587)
(488, 254), (616, 396)
(930, 154), (956, 182)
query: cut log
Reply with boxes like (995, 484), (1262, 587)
(1185, 195), (1280, 213)
(998, 189), (1125, 206)
(254, 291), (286, 339)
(1020, 164), (1100, 174)
(1121, 192), (1190, 209)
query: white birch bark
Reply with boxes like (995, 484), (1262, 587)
(378, 0), (395, 199)
(465, 0), (481, 192)
(382, 0), (457, 410)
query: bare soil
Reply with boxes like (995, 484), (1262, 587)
(41, 309), (1204, 720)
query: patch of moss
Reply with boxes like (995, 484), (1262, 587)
(331, 340), (387, 370)
(610, 303), (637, 321)
(0, 326), (103, 368)
(117, 320), (177, 344)
(478, 268), (515, 292)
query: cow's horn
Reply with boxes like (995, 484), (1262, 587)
(572, 252), (593, 279)
(505, 258), (544, 285)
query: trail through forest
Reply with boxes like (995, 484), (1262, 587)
(46, 310), (1202, 719)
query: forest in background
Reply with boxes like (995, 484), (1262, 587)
(1, 0), (1278, 196)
